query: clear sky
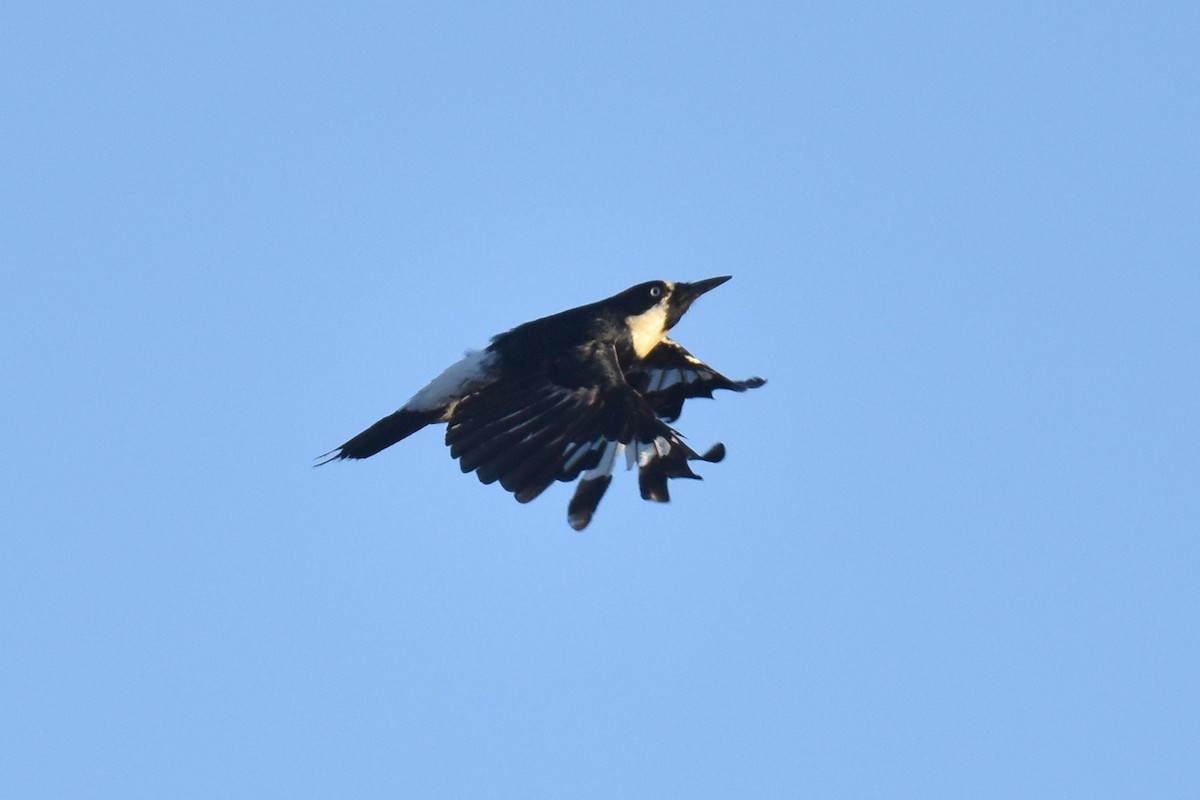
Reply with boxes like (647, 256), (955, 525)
(3, 2), (1197, 797)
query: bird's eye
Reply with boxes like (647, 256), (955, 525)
(649, 285), (662, 298)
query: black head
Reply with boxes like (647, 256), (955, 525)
(610, 276), (731, 326)
(611, 276), (732, 358)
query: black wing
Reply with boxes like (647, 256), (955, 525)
(445, 343), (721, 528)
(626, 338), (766, 422)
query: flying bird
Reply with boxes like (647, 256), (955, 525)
(319, 276), (764, 530)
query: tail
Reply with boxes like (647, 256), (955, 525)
(315, 408), (440, 466)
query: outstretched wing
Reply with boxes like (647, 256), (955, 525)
(564, 437), (725, 531)
(445, 343), (721, 529)
(626, 338), (766, 422)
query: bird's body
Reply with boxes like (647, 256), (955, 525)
(321, 276), (764, 529)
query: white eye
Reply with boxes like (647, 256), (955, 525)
(649, 285), (662, 298)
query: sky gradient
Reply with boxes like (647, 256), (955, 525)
(3, 2), (1198, 797)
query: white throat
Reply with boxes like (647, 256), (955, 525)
(626, 305), (669, 358)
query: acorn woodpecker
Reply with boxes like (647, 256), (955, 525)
(319, 276), (765, 530)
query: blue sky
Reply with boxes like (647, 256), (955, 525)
(3, 1), (1197, 797)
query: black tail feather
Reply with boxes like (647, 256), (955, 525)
(315, 408), (438, 465)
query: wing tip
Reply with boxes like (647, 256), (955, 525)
(568, 475), (613, 530)
(313, 448), (344, 467)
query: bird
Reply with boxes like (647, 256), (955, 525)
(319, 276), (765, 530)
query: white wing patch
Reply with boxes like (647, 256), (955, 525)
(656, 371), (683, 391)
(561, 437), (605, 474)
(632, 436), (673, 467)
(406, 349), (496, 414)
(642, 363), (713, 393)
(583, 440), (622, 480)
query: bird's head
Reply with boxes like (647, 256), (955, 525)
(615, 275), (732, 358)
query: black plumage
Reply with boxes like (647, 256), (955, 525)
(320, 276), (764, 530)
